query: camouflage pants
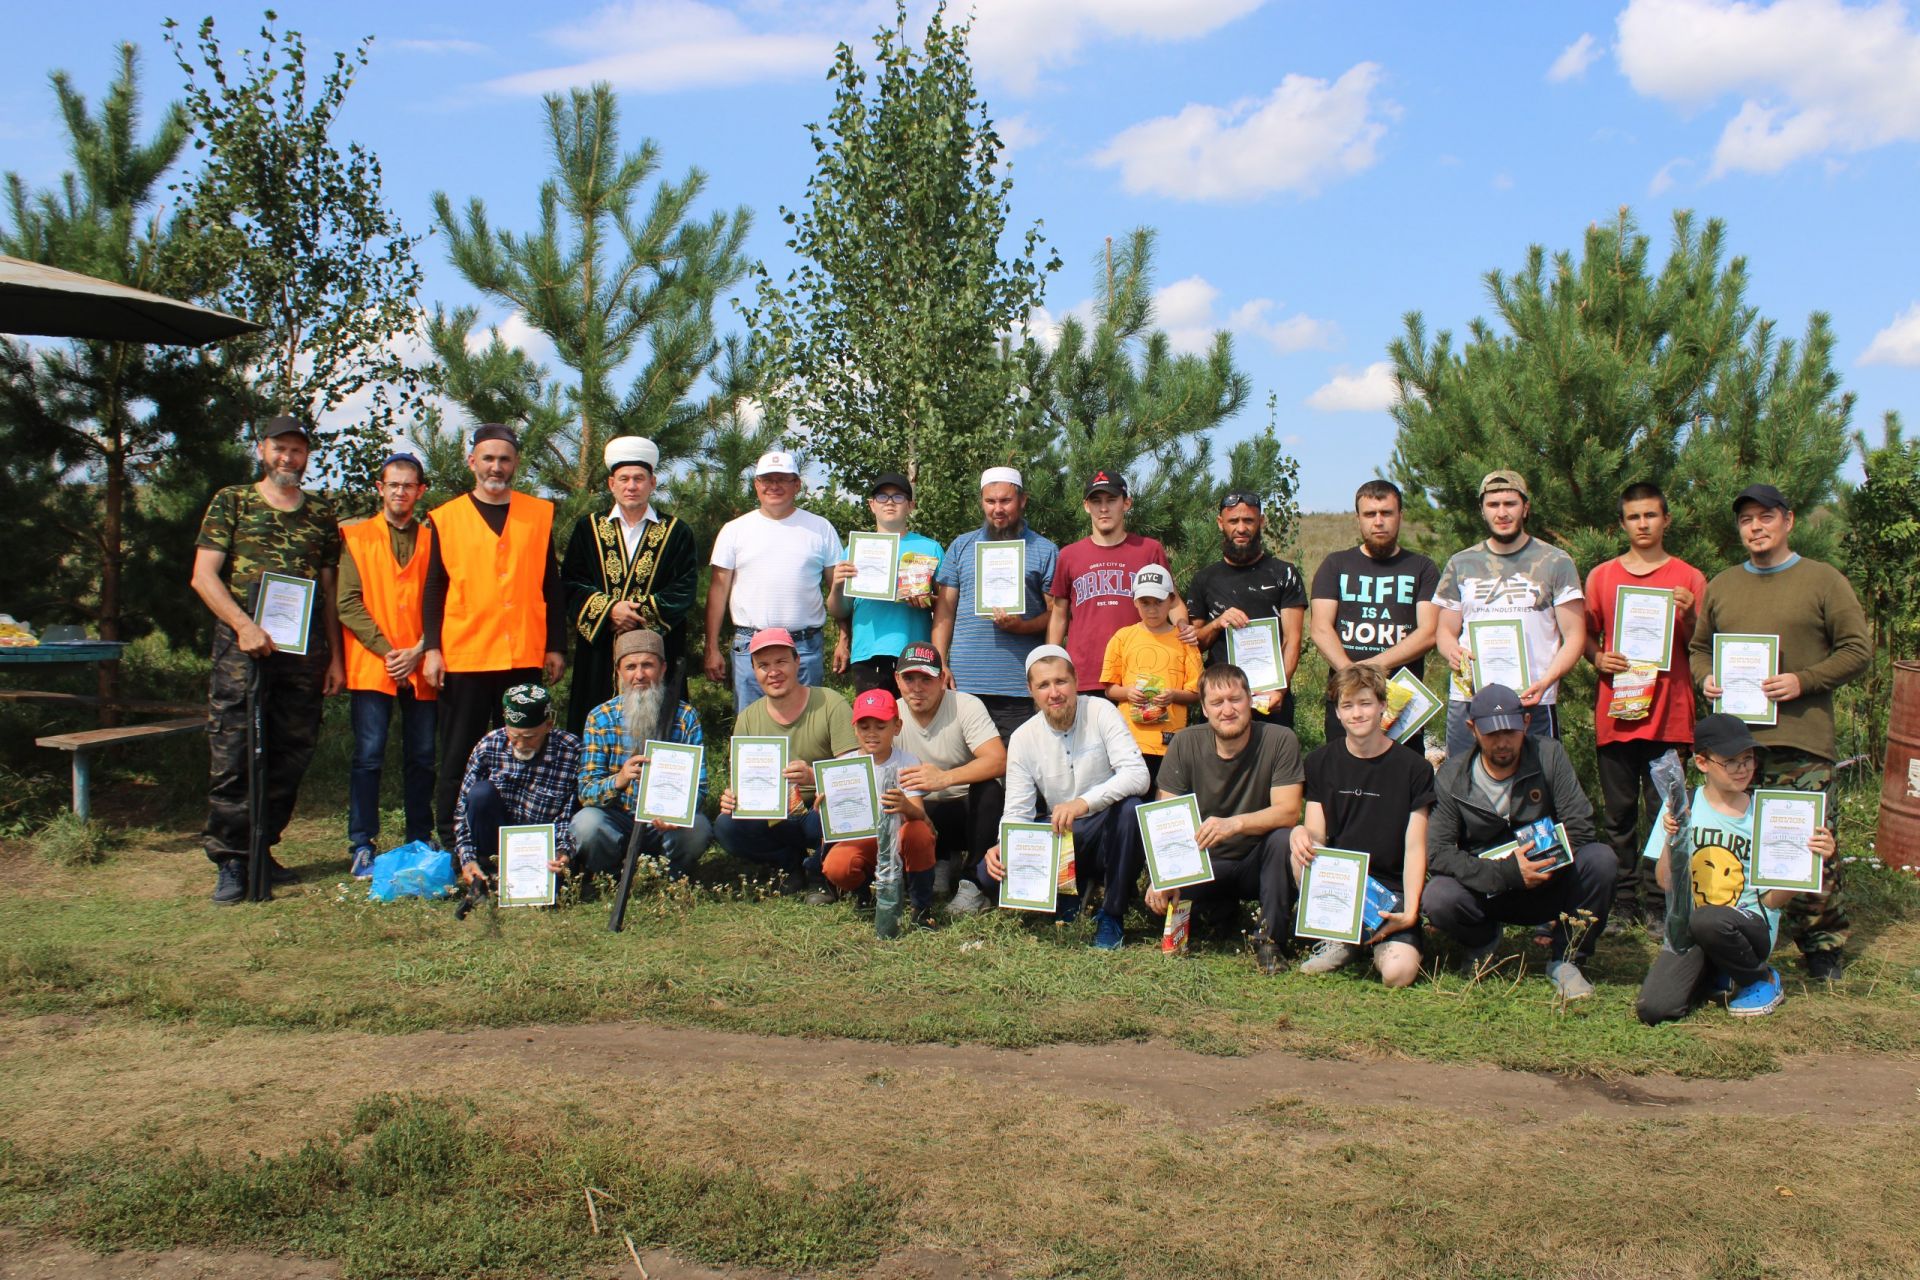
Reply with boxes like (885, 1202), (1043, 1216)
(203, 623), (327, 865)
(1759, 748), (1848, 955)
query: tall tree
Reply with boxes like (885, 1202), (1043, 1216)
(747, 0), (1058, 541)
(432, 83), (751, 521)
(166, 13), (427, 490)
(1842, 411), (1920, 759)
(1389, 209), (1852, 572)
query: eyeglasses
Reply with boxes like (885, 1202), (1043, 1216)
(1219, 492), (1261, 510)
(870, 493), (910, 505)
(1703, 752), (1757, 771)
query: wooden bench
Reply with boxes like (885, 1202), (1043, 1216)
(35, 717), (206, 821)
(0, 689), (200, 715)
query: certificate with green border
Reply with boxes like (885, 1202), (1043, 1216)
(816, 754), (882, 841)
(1465, 617), (1531, 693)
(253, 571), (316, 656)
(1136, 793), (1213, 890)
(1385, 668), (1442, 743)
(845, 531), (901, 602)
(1712, 633), (1779, 726)
(1750, 788), (1827, 893)
(730, 736), (790, 821)
(998, 821), (1062, 912)
(497, 823), (557, 907)
(1611, 584), (1677, 670)
(1226, 616), (1287, 693)
(1293, 846), (1370, 944)
(973, 539), (1026, 617)
(638, 740), (703, 828)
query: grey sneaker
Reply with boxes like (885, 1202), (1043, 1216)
(945, 880), (990, 916)
(1457, 937), (1499, 978)
(931, 858), (956, 899)
(1546, 959), (1594, 1001)
(1298, 940), (1358, 975)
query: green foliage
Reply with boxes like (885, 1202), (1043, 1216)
(748, 0), (1058, 542)
(1842, 411), (1920, 757)
(165, 12), (428, 495)
(1389, 209), (1852, 571)
(31, 814), (118, 867)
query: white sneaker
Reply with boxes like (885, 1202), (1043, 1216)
(945, 880), (990, 916)
(1298, 940), (1358, 975)
(1546, 959), (1594, 1000)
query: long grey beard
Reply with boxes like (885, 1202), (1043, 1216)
(622, 684), (667, 752)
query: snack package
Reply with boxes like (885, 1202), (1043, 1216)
(1133, 674), (1167, 724)
(1251, 691), (1276, 715)
(1448, 667), (1474, 702)
(1360, 877), (1402, 934)
(1057, 834), (1077, 894)
(1610, 661), (1658, 721)
(1384, 681), (1414, 718)
(1161, 899), (1192, 954)
(896, 552), (938, 602)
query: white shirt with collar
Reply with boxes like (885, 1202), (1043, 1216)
(1001, 695), (1149, 824)
(613, 504), (660, 560)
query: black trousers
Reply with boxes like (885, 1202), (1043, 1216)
(924, 793), (995, 869)
(1174, 828), (1295, 943)
(1598, 738), (1680, 916)
(850, 655), (899, 695)
(1636, 906), (1774, 1024)
(434, 667), (540, 850)
(1422, 842), (1617, 963)
(967, 694), (1034, 861)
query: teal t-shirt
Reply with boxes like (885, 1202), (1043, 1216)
(1642, 784), (1778, 941)
(850, 531), (944, 663)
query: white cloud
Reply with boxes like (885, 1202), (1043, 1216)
(1028, 278), (1335, 356)
(1491, 171), (1515, 190)
(994, 114), (1046, 153)
(468, 311), (563, 373)
(1861, 302), (1920, 366)
(1616, 0), (1920, 176)
(489, 0), (841, 95)
(1547, 32), (1601, 82)
(968, 0), (1267, 94)
(1649, 155), (1691, 193)
(1307, 361), (1399, 412)
(1092, 62), (1394, 201)
(392, 38), (489, 55)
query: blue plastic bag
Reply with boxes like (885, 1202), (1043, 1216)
(368, 841), (457, 902)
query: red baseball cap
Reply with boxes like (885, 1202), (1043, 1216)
(747, 627), (796, 655)
(852, 688), (898, 721)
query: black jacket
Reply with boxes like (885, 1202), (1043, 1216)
(1426, 737), (1598, 895)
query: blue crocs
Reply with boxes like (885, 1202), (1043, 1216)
(1728, 968), (1783, 1018)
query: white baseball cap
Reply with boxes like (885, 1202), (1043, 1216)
(1131, 566), (1174, 600)
(755, 450), (800, 477)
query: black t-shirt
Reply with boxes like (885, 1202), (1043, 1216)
(1303, 737), (1436, 884)
(1309, 546), (1439, 679)
(1185, 555), (1308, 667)
(1157, 722), (1304, 860)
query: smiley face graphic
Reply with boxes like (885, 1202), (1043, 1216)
(1690, 843), (1747, 908)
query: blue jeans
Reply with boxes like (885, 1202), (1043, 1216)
(1443, 700), (1557, 759)
(571, 805), (712, 880)
(730, 628), (826, 709)
(715, 808), (823, 877)
(348, 688), (438, 851)
(974, 794), (1146, 924)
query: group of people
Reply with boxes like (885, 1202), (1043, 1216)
(190, 414), (1870, 1024)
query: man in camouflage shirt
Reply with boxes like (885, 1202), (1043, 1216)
(189, 416), (345, 904)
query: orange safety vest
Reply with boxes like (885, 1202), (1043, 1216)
(340, 517), (437, 700)
(429, 491), (554, 672)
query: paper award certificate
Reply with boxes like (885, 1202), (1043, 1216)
(1713, 634), (1779, 726)
(638, 740), (702, 827)
(1612, 585), (1677, 670)
(1226, 616), (1287, 693)
(1294, 847), (1369, 944)
(845, 531), (901, 602)
(253, 572), (317, 655)
(1385, 668), (1442, 743)
(497, 824), (557, 907)
(816, 755), (881, 841)
(1136, 794), (1213, 890)
(1466, 618), (1530, 693)
(999, 822), (1062, 912)
(973, 540), (1027, 616)
(1750, 788), (1827, 893)
(730, 736), (790, 821)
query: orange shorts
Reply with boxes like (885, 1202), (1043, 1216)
(821, 819), (936, 891)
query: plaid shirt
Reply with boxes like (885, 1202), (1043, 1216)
(577, 695), (706, 814)
(454, 727), (583, 867)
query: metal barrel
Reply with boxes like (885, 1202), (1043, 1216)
(1878, 660), (1920, 870)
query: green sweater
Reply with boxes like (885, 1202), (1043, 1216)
(1687, 556), (1870, 759)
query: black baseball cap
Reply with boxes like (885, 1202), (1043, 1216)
(1693, 713), (1760, 758)
(257, 415), (311, 443)
(869, 472), (914, 500)
(1467, 684), (1528, 733)
(1732, 483), (1789, 514)
(896, 642), (943, 677)
(471, 423), (520, 449)
(1084, 469), (1128, 498)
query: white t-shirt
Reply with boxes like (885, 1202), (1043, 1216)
(896, 690), (998, 801)
(710, 507), (843, 631)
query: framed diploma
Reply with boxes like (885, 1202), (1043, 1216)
(845, 531), (901, 602)
(1611, 585), (1677, 670)
(729, 736), (790, 821)
(638, 740), (703, 828)
(1293, 847), (1370, 944)
(1384, 668), (1442, 743)
(1712, 633), (1779, 726)
(998, 821), (1062, 912)
(253, 571), (317, 656)
(497, 824), (557, 907)
(1136, 793), (1213, 890)
(1465, 617), (1531, 693)
(815, 754), (882, 841)
(1750, 788), (1827, 894)
(1226, 616), (1287, 693)
(973, 540), (1027, 617)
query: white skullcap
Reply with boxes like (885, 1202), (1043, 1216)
(1024, 644), (1073, 673)
(980, 466), (1023, 490)
(604, 436), (658, 472)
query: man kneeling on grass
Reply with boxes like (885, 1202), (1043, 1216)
(1636, 714), (1837, 1023)
(1143, 663), (1303, 975)
(1290, 665), (1434, 987)
(1422, 684), (1616, 999)
(807, 688), (937, 923)
(454, 684), (579, 889)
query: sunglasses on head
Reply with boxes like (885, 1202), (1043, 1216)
(1219, 492), (1262, 511)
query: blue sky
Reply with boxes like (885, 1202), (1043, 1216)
(4, 0), (1916, 510)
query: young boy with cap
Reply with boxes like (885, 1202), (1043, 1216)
(1100, 564), (1202, 789)
(1636, 713), (1839, 1022)
(809, 688), (938, 921)
(828, 472), (944, 694)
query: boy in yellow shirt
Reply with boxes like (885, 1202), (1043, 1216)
(1101, 565), (1202, 788)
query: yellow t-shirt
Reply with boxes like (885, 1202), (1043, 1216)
(1100, 622), (1203, 756)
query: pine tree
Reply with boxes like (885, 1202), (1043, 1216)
(1842, 411), (1920, 758)
(1389, 209), (1852, 572)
